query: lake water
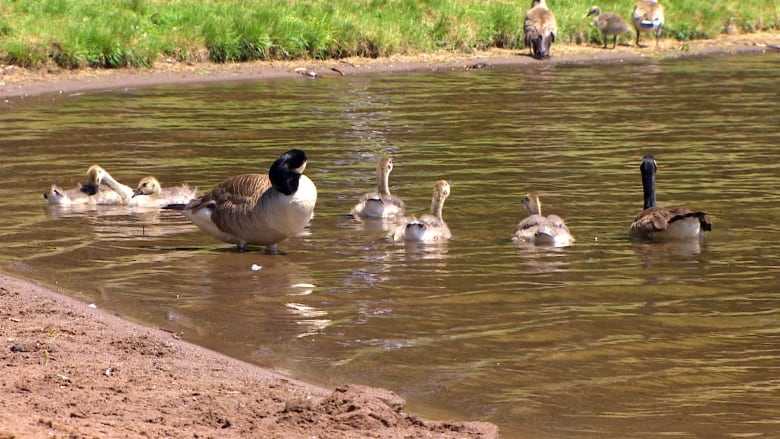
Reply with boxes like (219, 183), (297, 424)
(1, 53), (778, 438)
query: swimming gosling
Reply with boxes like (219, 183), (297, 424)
(351, 156), (405, 220)
(513, 193), (573, 247)
(587, 6), (630, 49)
(83, 165), (136, 203)
(524, 0), (557, 59)
(166, 149), (317, 252)
(44, 165), (130, 206)
(43, 184), (124, 206)
(632, 0), (664, 47)
(629, 155), (711, 240)
(391, 180), (451, 243)
(131, 176), (198, 208)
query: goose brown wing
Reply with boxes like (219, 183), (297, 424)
(186, 173), (272, 214)
(630, 207), (673, 234)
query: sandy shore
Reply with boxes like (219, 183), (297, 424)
(0, 273), (499, 438)
(1, 33), (778, 438)
(2, 32), (778, 102)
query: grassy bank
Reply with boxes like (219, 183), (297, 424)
(0, 0), (776, 69)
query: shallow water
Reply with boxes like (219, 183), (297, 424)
(1, 53), (779, 438)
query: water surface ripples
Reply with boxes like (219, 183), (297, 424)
(1, 54), (778, 438)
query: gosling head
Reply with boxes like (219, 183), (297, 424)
(521, 193), (542, 216)
(433, 180), (451, 201)
(586, 6), (601, 17)
(43, 187), (66, 203)
(133, 176), (162, 198)
(81, 165), (106, 195)
(378, 156), (394, 175)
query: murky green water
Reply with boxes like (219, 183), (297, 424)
(1, 54), (779, 438)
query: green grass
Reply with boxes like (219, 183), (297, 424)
(0, 0), (776, 69)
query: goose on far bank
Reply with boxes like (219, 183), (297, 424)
(351, 156), (405, 220)
(390, 180), (451, 243)
(164, 149), (317, 253)
(513, 192), (573, 247)
(587, 6), (630, 49)
(131, 176), (198, 208)
(632, 0), (664, 47)
(629, 155), (711, 240)
(523, 0), (557, 59)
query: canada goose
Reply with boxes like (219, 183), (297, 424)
(351, 157), (405, 220)
(632, 0), (664, 47)
(390, 180), (451, 242)
(524, 0), (557, 59)
(629, 155), (712, 240)
(131, 176), (198, 208)
(587, 6), (630, 49)
(166, 149), (317, 252)
(83, 165), (135, 203)
(513, 193), (573, 246)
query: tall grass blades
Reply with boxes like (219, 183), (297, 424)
(0, 0), (775, 69)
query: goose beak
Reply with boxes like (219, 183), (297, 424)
(132, 188), (143, 198)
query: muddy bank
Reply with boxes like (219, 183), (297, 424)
(0, 273), (498, 438)
(1, 32), (778, 102)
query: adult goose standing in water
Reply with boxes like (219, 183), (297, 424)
(513, 193), (573, 247)
(524, 0), (557, 59)
(632, 0), (664, 47)
(166, 149), (317, 252)
(629, 155), (711, 240)
(391, 180), (451, 243)
(351, 156), (405, 220)
(131, 176), (198, 208)
(587, 6), (630, 49)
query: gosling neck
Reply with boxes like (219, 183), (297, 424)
(377, 165), (391, 196)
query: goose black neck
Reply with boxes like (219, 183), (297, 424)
(640, 156), (657, 209)
(269, 149), (307, 196)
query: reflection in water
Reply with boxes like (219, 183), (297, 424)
(1, 54), (779, 438)
(632, 238), (706, 267)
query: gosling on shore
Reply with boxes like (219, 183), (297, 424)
(586, 6), (630, 49)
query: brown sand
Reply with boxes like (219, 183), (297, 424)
(2, 32), (778, 101)
(1, 273), (498, 438)
(1, 34), (778, 438)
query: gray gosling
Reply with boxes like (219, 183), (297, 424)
(351, 156), (405, 220)
(391, 180), (452, 243)
(514, 193), (574, 247)
(587, 6), (630, 49)
(131, 176), (198, 208)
